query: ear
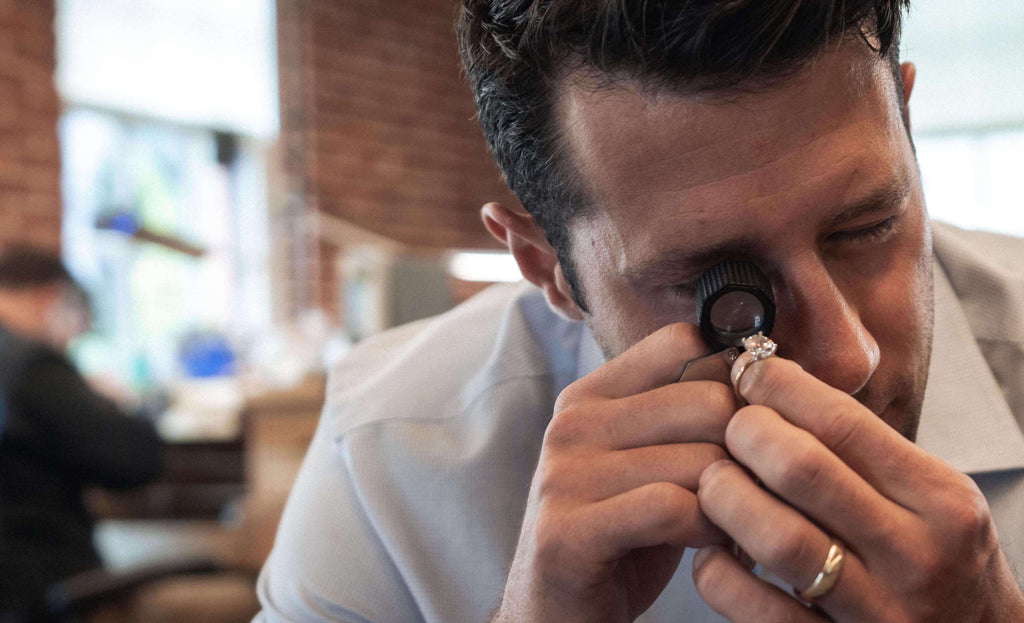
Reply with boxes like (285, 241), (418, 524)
(481, 202), (584, 321)
(900, 61), (916, 131)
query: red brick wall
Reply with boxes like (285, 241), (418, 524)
(278, 0), (517, 252)
(0, 0), (61, 251)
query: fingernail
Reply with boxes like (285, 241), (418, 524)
(692, 546), (715, 570)
(698, 458), (733, 488)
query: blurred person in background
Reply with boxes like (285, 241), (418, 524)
(0, 246), (162, 621)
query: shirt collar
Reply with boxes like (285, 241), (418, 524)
(916, 259), (1024, 474)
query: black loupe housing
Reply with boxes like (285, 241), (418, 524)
(695, 261), (775, 350)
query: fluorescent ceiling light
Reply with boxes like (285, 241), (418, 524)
(448, 252), (522, 283)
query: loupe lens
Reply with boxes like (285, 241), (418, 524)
(695, 260), (775, 350)
(709, 290), (764, 334)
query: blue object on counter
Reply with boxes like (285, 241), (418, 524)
(178, 332), (236, 378)
(104, 211), (141, 235)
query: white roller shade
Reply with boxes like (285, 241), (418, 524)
(903, 0), (1024, 134)
(56, 0), (279, 137)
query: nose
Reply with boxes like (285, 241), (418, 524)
(772, 258), (880, 396)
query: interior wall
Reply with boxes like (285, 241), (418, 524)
(276, 0), (516, 316)
(280, 0), (517, 247)
(0, 0), (62, 251)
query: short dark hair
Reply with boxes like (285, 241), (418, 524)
(458, 0), (910, 310)
(0, 246), (74, 290)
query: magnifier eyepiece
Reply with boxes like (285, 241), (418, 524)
(695, 261), (775, 350)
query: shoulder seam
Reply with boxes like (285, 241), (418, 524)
(331, 367), (575, 443)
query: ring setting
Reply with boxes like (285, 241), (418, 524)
(742, 332), (777, 361)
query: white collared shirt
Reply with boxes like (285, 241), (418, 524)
(255, 221), (1024, 623)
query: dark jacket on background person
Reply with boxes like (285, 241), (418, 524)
(0, 323), (162, 618)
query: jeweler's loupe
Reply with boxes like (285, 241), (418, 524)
(695, 260), (775, 350)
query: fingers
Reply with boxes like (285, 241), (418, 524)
(547, 442), (729, 502)
(698, 459), (895, 622)
(732, 355), (940, 506)
(602, 381), (740, 449)
(565, 323), (709, 401)
(571, 482), (728, 561)
(546, 378), (738, 451)
(724, 404), (919, 549)
(521, 322), (742, 617)
(692, 546), (829, 623)
(699, 460), (837, 589)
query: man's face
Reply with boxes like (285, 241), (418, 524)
(556, 43), (933, 439)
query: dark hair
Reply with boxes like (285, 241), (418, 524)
(458, 0), (910, 310)
(0, 246), (75, 290)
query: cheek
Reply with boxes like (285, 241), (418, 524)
(865, 270), (924, 352)
(860, 221), (933, 366)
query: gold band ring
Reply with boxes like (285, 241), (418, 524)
(796, 537), (847, 602)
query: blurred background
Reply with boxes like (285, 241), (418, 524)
(0, 0), (1020, 620)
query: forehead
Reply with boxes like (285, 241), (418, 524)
(554, 43), (906, 263)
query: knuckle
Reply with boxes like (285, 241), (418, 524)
(902, 544), (944, 592)
(944, 478), (994, 542)
(776, 445), (827, 496)
(647, 481), (688, 512)
(644, 483), (695, 543)
(533, 515), (565, 566)
(653, 484), (694, 531)
(553, 379), (586, 412)
(726, 405), (775, 447)
(532, 452), (590, 503)
(768, 525), (820, 572)
(532, 458), (564, 500)
(865, 515), (908, 552)
(815, 401), (864, 452)
(544, 404), (588, 449)
(901, 483), (996, 591)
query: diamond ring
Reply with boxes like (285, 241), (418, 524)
(730, 332), (777, 398)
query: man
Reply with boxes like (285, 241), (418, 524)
(256, 1), (1024, 621)
(0, 247), (162, 620)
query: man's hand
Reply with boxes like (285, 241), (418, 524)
(692, 355), (1024, 622)
(492, 324), (739, 622)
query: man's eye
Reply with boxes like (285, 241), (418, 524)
(828, 215), (899, 243)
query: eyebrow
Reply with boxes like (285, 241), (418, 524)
(625, 167), (914, 285)
(823, 167), (913, 230)
(625, 238), (763, 286)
